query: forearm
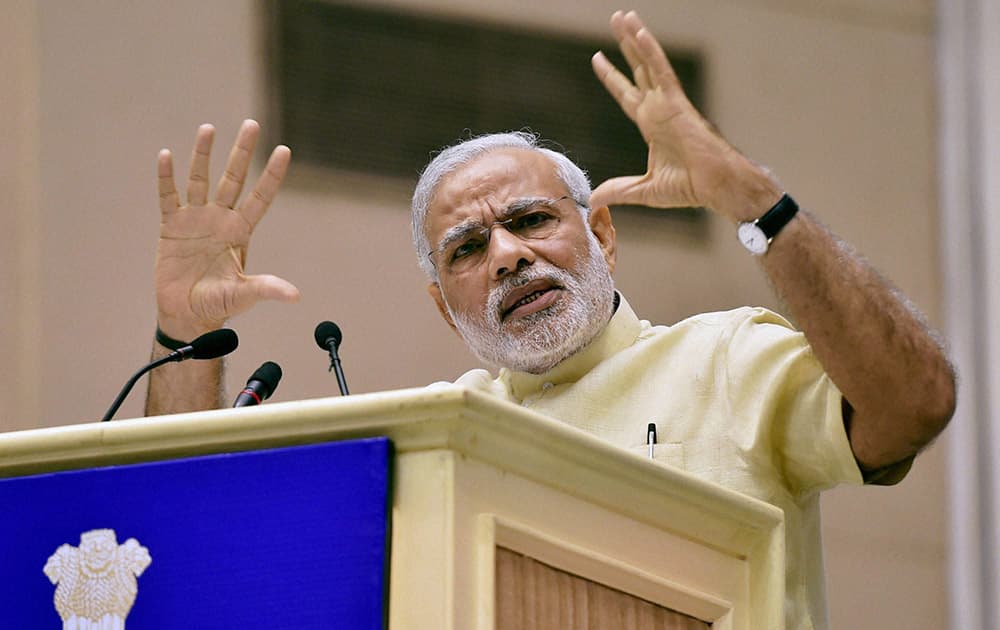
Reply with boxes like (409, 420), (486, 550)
(144, 336), (226, 416)
(759, 210), (956, 470)
(592, 9), (955, 471)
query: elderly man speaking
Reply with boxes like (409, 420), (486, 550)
(144, 10), (955, 629)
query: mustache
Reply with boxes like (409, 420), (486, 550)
(488, 264), (572, 321)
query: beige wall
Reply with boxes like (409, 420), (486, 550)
(0, 0), (945, 627)
(1, 1), (42, 436)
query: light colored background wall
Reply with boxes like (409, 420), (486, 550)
(938, 0), (1000, 625)
(1, 0), (947, 627)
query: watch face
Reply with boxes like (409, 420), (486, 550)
(738, 222), (769, 255)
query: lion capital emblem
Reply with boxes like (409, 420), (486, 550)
(44, 529), (152, 629)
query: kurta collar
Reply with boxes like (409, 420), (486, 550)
(502, 292), (642, 400)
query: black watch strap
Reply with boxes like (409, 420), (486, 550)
(155, 327), (189, 350)
(755, 194), (799, 239)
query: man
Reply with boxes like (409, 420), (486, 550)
(145, 11), (955, 629)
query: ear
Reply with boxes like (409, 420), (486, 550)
(588, 205), (617, 273)
(427, 283), (458, 332)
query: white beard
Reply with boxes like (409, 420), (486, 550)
(445, 233), (615, 374)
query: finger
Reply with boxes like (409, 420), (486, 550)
(619, 40), (654, 92)
(157, 149), (179, 217)
(193, 274), (300, 325)
(633, 64), (653, 93)
(615, 25), (642, 72)
(609, 12), (650, 88)
(620, 10), (647, 40)
(240, 144), (291, 228)
(186, 124), (215, 206)
(234, 274), (302, 312)
(589, 175), (649, 210)
(215, 119), (260, 209)
(609, 10), (629, 42)
(592, 52), (640, 121)
(632, 23), (682, 90)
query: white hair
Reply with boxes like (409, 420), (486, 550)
(411, 131), (592, 280)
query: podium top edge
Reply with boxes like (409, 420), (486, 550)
(0, 385), (783, 534)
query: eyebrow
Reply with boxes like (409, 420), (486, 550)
(434, 196), (565, 253)
(503, 196), (560, 217)
(436, 219), (484, 254)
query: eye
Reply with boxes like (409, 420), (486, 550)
(511, 211), (554, 232)
(450, 236), (487, 261)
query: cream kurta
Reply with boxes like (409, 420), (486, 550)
(451, 294), (866, 630)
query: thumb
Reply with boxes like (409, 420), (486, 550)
(240, 274), (301, 308)
(589, 175), (649, 210)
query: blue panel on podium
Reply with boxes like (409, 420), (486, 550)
(0, 437), (391, 629)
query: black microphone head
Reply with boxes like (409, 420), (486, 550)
(249, 361), (283, 395)
(190, 328), (239, 360)
(314, 321), (342, 350)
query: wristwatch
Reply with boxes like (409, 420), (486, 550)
(736, 193), (799, 256)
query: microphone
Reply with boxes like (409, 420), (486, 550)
(233, 361), (283, 407)
(314, 321), (350, 395)
(167, 328), (239, 362)
(101, 328), (239, 422)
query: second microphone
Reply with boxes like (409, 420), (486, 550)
(233, 361), (283, 407)
(314, 321), (349, 396)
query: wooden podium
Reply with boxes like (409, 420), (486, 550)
(0, 386), (784, 629)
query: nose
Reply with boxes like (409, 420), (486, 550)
(487, 225), (535, 279)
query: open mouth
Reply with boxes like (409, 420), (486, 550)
(500, 281), (563, 321)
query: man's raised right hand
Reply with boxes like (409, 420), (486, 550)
(155, 119), (300, 342)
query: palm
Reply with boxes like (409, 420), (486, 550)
(156, 203), (250, 326)
(154, 121), (298, 338)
